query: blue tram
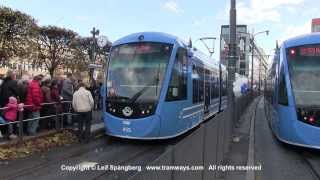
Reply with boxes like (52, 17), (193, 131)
(103, 32), (227, 139)
(265, 33), (320, 149)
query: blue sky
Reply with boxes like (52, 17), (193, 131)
(1, 0), (318, 60)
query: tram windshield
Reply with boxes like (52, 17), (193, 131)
(287, 45), (320, 107)
(106, 42), (173, 103)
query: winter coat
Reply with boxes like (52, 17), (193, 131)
(4, 97), (18, 122)
(25, 80), (44, 112)
(72, 87), (94, 113)
(0, 78), (19, 107)
(61, 78), (74, 101)
(18, 82), (29, 102)
(51, 86), (62, 113)
(42, 86), (52, 103)
(51, 87), (61, 103)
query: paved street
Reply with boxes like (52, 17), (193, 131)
(255, 98), (320, 180)
(2, 97), (320, 180)
(226, 97), (320, 180)
(0, 136), (168, 180)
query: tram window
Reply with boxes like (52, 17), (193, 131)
(199, 66), (204, 102)
(278, 66), (288, 106)
(210, 72), (215, 99)
(216, 77), (220, 98)
(166, 48), (187, 101)
(192, 65), (199, 103)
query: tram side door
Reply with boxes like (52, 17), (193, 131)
(204, 69), (210, 114)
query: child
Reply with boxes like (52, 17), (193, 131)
(3, 96), (24, 139)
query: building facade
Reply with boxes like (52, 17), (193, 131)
(220, 25), (250, 76)
(312, 18), (320, 32)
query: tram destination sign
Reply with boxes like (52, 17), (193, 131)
(299, 46), (320, 57)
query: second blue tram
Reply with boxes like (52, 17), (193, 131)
(104, 32), (227, 139)
(265, 33), (320, 149)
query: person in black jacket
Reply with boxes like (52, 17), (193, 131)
(0, 70), (19, 107)
(0, 70), (19, 136)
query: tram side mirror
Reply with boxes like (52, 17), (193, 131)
(188, 51), (193, 58)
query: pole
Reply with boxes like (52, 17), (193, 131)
(251, 37), (254, 91)
(228, 0), (236, 122)
(90, 27), (99, 87)
(258, 58), (261, 91)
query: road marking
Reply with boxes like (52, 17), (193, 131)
(246, 98), (259, 180)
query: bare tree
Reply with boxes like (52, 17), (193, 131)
(0, 6), (37, 63)
(70, 36), (111, 81)
(35, 26), (76, 77)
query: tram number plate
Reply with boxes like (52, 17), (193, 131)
(122, 121), (131, 125)
(123, 127), (132, 133)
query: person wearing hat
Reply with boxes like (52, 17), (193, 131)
(25, 74), (44, 135)
(61, 72), (74, 126)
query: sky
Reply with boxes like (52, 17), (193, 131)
(0, 0), (318, 60)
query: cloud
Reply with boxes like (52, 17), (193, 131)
(251, 0), (304, 10)
(162, 1), (183, 14)
(237, 2), (281, 24)
(279, 21), (310, 43)
(237, 0), (305, 24)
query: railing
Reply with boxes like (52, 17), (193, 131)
(0, 101), (76, 142)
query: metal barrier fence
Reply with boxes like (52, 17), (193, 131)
(0, 101), (75, 142)
(130, 95), (254, 180)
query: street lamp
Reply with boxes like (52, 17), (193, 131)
(238, 30), (269, 91)
(251, 30), (269, 92)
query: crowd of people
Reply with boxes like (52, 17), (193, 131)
(0, 70), (103, 142)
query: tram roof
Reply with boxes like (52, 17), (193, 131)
(284, 33), (320, 48)
(112, 32), (224, 70)
(112, 32), (185, 47)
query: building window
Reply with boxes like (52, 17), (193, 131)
(240, 62), (246, 69)
(166, 48), (187, 101)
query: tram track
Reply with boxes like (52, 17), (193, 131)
(258, 96), (320, 180)
(300, 150), (320, 180)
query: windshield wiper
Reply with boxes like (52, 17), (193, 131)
(128, 86), (151, 104)
(128, 78), (158, 104)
